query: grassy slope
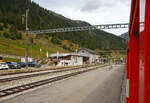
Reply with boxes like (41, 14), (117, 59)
(0, 32), (70, 58)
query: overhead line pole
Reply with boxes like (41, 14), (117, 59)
(25, 9), (29, 64)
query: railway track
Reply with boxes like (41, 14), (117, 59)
(0, 65), (91, 83)
(0, 64), (101, 77)
(0, 66), (82, 77)
(0, 65), (101, 99)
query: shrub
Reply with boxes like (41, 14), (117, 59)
(10, 33), (16, 40)
(0, 32), (2, 37)
(0, 24), (3, 30)
(62, 45), (72, 51)
(3, 22), (8, 28)
(3, 32), (22, 40)
(3, 32), (11, 38)
(51, 37), (62, 45)
(16, 32), (22, 39)
(10, 25), (17, 33)
(36, 34), (43, 39)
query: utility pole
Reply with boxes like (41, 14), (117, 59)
(25, 9), (29, 64)
(30, 41), (32, 58)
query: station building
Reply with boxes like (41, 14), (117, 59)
(77, 48), (100, 64)
(49, 53), (89, 66)
(49, 48), (100, 67)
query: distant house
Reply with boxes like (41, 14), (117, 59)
(77, 48), (100, 64)
(49, 53), (89, 66)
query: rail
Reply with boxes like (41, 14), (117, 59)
(0, 65), (98, 83)
(0, 65), (104, 98)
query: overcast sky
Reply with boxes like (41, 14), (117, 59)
(32, 0), (131, 35)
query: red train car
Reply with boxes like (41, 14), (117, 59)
(127, 0), (150, 103)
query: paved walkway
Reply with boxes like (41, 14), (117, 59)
(1, 65), (125, 103)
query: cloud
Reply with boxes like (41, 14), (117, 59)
(81, 0), (102, 12)
(80, 0), (129, 12)
(33, 0), (130, 35)
(80, 0), (114, 12)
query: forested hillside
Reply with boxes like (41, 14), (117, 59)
(0, 0), (126, 57)
(120, 32), (129, 42)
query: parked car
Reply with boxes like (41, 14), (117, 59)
(27, 62), (41, 68)
(17, 62), (26, 68)
(6, 62), (21, 69)
(6, 62), (16, 69)
(11, 62), (21, 69)
(0, 62), (9, 70)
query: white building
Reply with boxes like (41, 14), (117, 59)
(49, 48), (100, 67)
(77, 48), (100, 64)
(49, 53), (88, 66)
(21, 58), (33, 62)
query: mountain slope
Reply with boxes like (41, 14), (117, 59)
(120, 32), (129, 42)
(0, 0), (126, 57)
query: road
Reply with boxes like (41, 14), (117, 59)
(1, 65), (125, 103)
